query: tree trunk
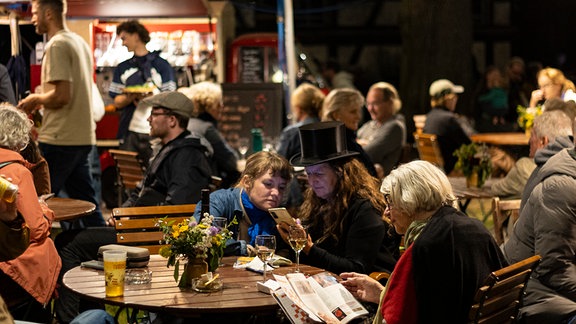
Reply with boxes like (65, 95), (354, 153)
(399, 0), (474, 134)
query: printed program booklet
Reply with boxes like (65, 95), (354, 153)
(272, 272), (368, 324)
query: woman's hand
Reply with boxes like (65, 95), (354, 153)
(276, 222), (291, 243)
(530, 89), (544, 107)
(340, 272), (385, 304)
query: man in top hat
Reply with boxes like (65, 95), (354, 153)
(423, 79), (472, 174)
(123, 91), (213, 206)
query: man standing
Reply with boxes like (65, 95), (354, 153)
(18, 0), (104, 227)
(109, 20), (176, 166)
(503, 118), (576, 323)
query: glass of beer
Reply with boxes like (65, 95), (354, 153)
(103, 250), (127, 297)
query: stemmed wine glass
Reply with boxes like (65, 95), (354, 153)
(255, 235), (276, 281)
(288, 226), (307, 273)
(213, 217), (228, 266)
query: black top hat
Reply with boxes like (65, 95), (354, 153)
(290, 121), (359, 167)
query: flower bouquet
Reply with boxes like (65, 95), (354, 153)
(453, 143), (492, 188)
(517, 105), (543, 133)
(158, 214), (236, 286)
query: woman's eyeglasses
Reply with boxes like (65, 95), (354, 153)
(384, 193), (393, 209)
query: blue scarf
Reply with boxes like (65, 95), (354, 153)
(241, 190), (277, 246)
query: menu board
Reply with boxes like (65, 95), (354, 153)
(219, 83), (284, 147)
(239, 47), (265, 83)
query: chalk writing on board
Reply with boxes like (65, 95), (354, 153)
(219, 83), (284, 151)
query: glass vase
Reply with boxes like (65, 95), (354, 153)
(179, 258), (208, 288)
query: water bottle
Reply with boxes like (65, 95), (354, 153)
(251, 128), (263, 153)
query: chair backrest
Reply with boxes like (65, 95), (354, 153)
(413, 132), (444, 169)
(108, 149), (146, 206)
(492, 197), (521, 245)
(468, 255), (541, 324)
(113, 204), (197, 254)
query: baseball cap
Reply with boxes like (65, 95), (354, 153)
(142, 91), (194, 118)
(429, 79), (464, 98)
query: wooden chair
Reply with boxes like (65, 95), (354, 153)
(492, 197), (521, 245)
(468, 255), (541, 324)
(413, 132), (444, 170)
(113, 204), (197, 254)
(108, 149), (146, 207)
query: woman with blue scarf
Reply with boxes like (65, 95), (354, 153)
(194, 151), (292, 256)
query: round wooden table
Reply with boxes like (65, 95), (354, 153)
(47, 197), (96, 222)
(63, 255), (327, 319)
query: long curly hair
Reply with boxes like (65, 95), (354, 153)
(299, 158), (387, 244)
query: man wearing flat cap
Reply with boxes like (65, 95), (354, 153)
(123, 91), (213, 206)
(423, 79), (471, 174)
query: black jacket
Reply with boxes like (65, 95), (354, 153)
(125, 130), (212, 206)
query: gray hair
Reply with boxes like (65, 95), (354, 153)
(321, 88), (364, 121)
(0, 104), (32, 151)
(533, 110), (573, 142)
(380, 160), (457, 216)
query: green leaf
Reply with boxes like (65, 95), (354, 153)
(173, 259), (180, 282)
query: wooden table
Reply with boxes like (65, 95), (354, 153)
(63, 255), (327, 319)
(448, 177), (496, 221)
(470, 132), (529, 146)
(47, 197), (96, 222)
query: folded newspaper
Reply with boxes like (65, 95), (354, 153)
(272, 272), (368, 324)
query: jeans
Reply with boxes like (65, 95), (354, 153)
(39, 143), (105, 227)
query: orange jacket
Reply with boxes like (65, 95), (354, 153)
(0, 148), (61, 305)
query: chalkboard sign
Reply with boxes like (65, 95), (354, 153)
(219, 83), (284, 150)
(239, 47), (265, 83)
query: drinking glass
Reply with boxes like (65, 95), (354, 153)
(238, 138), (249, 160)
(213, 217), (228, 266)
(288, 226), (307, 273)
(255, 235), (276, 281)
(103, 250), (127, 297)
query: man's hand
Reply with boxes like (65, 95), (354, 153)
(340, 272), (385, 304)
(18, 94), (42, 114)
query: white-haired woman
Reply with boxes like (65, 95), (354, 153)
(0, 104), (60, 323)
(357, 82), (406, 177)
(338, 160), (507, 324)
(179, 81), (240, 187)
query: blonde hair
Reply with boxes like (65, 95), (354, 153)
(380, 160), (457, 216)
(291, 83), (325, 118)
(321, 88), (364, 121)
(538, 67), (576, 93)
(0, 104), (32, 151)
(178, 82), (222, 116)
(369, 82), (402, 114)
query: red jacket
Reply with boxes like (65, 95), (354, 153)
(0, 148), (61, 305)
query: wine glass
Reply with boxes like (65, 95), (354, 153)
(255, 235), (276, 281)
(288, 226), (307, 273)
(238, 138), (249, 160)
(213, 217), (228, 266)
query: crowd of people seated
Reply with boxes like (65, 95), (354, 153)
(1, 15), (575, 321)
